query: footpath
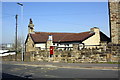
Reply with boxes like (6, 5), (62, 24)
(2, 61), (119, 70)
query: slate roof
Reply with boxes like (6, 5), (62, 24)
(28, 31), (95, 43)
(100, 31), (111, 42)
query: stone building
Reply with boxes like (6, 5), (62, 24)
(109, 0), (120, 44)
(25, 19), (110, 52)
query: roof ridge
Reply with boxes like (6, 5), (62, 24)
(34, 31), (90, 34)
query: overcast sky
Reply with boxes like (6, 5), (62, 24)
(2, 2), (110, 43)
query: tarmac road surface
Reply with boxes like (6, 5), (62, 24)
(1, 61), (119, 80)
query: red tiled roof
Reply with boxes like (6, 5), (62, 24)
(29, 31), (95, 43)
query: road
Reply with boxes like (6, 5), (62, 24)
(1, 61), (119, 79)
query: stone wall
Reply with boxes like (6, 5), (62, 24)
(2, 44), (119, 63)
(2, 53), (22, 61)
(24, 44), (120, 63)
(109, 0), (120, 44)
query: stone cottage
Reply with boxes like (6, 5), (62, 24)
(25, 19), (110, 52)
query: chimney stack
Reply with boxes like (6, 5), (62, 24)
(28, 18), (34, 33)
(90, 27), (100, 34)
(46, 35), (53, 50)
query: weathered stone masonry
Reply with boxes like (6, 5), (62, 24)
(109, 0), (120, 44)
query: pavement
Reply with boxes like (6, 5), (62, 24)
(2, 61), (119, 70)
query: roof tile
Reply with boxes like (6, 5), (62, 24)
(30, 31), (95, 43)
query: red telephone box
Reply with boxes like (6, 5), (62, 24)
(50, 46), (54, 55)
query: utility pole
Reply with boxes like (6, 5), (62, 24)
(15, 14), (18, 61)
